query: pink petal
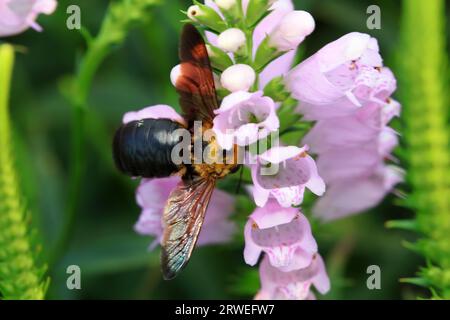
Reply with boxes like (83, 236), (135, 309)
(252, 0), (294, 54)
(259, 146), (307, 164)
(122, 105), (185, 125)
(244, 221), (263, 266)
(244, 200), (318, 269)
(304, 155), (326, 195)
(250, 200), (298, 228)
(197, 188), (236, 245)
(287, 32), (387, 119)
(252, 182), (271, 207)
(260, 50), (296, 89)
(259, 253), (330, 299)
(303, 115), (380, 153)
(316, 145), (381, 183)
(213, 91), (278, 149)
(313, 165), (403, 221)
(136, 177), (177, 210)
(287, 54), (347, 106)
(278, 248), (314, 272)
(33, 0), (57, 14)
(0, 0), (56, 36)
(256, 148), (312, 189)
(317, 32), (381, 73)
(134, 208), (163, 236)
(271, 186), (305, 207)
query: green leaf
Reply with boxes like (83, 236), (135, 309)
(385, 219), (420, 232)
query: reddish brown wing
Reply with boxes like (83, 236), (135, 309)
(161, 175), (216, 280)
(176, 23), (218, 125)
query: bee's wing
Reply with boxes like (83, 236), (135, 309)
(175, 23), (218, 124)
(161, 175), (216, 280)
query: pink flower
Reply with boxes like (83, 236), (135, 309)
(302, 94), (402, 220)
(313, 165), (404, 221)
(0, 0), (57, 37)
(122, 104), (186, 125)
(134, 177), (236, 248)
(255, 253), (330, 300)
(251, 146), (325, 207)
(212, 91), (279, 149)
(286, 32), (396, 119)
(291, 30), (402, 220)
(244, 199), (317, 271)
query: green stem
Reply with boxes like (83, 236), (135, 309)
(75, 41), (111, 106)
(397, 0), (450, 298)
(51, 0), (160, 266)
(0, 44), (49, 300)
(51, 37), (112, 268)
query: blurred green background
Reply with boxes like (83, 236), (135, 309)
(3, 0), (449, 299)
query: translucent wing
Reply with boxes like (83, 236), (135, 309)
(175, 23), (218, 125)
(161, 175), (216, 280)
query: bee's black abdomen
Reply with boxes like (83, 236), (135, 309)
(113, 118), (185, 178)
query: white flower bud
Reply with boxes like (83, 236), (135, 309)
(170, 64), (181, 86)
(187, 5), (201, 21)
(217, 28), (246, 53)
(214, 0), (236, 10)
(269, 10), (315, 51)
(221, 64), (256, 92)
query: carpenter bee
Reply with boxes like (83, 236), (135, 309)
(113, 24), (240, 280)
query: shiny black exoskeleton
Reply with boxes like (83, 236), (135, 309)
(113, 118), (185, 178)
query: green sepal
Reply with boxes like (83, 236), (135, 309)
(190, 1), (228, 33)
(215, 0), (244, 26)
(206, 44), (234, 71)
(263, 76), (291, 102)
(245, 0), (272, 27)
(253, 35), (285, 72)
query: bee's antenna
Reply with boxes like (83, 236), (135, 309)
(235, 165), (244, 194)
